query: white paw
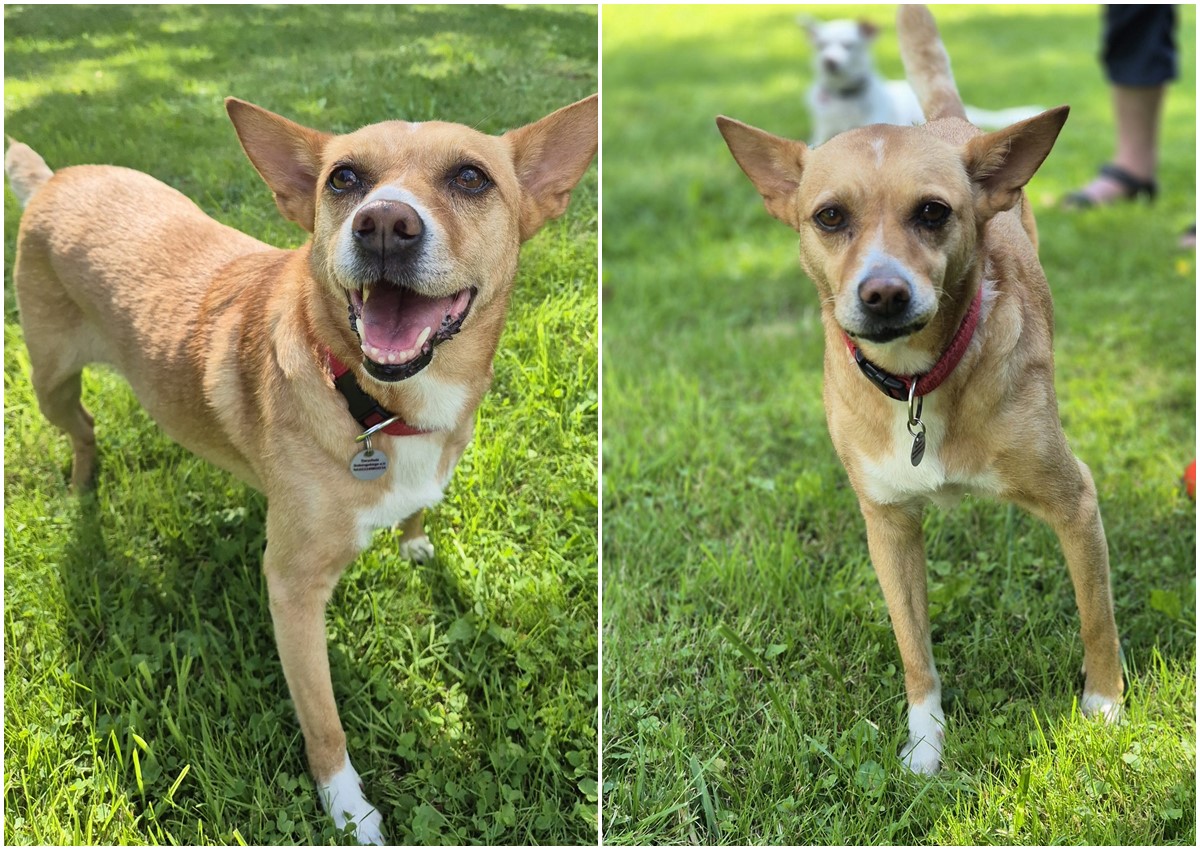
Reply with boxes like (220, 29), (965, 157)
(319, 754), (386, 846)
(398, 534), (435, 564)
(900, 695), (945, 774)
(900, 734), (943, 774)
(1081, 692), (1122, 723)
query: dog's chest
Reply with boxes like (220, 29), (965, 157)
(856, 400), (1001, 508)
(353, 435), (450, 549)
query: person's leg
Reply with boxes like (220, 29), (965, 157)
(1064, 5), (1176, 207)
(1069, 84), (1164, 204)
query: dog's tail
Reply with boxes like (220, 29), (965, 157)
(5, 139), (54, 208)
(896, 5), (967, 123)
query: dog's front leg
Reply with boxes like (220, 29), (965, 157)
(263, 513), (385, 846)
(860, 499), (945, 773)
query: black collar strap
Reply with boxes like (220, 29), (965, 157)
(327, 352), (429, 437)
(825, 77), (870, 99)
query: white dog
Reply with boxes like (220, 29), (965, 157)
(803, 18), (1040, 145)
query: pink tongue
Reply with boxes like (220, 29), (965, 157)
(360, 287), (455, 355)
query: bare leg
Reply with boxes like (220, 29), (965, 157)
(1071, 85), (1165, 203)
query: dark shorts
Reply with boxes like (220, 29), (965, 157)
(1102, 5), (1178, 86)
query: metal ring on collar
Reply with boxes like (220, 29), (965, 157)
(354, 414), (403, 444)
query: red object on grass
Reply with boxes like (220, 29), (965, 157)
(1185, 460), (1196, 499)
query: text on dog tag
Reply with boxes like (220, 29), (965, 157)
(350, 448), (388, 480)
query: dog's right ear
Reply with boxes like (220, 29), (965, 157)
(225, 98), (331, 232)
(716, 116), (807, 230)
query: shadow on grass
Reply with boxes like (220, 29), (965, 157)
(50, 445), (586, 843)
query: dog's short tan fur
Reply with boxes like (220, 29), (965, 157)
(718, 6), (1121, 772)
(8, 94), (596, 842)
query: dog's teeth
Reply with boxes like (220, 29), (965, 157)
(361, 287), (371, 305)
(387, 351), (398, 364)
(416, 326), (432, 348)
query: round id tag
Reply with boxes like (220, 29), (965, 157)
(350, 447), (389, 480)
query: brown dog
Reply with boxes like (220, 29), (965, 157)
(7, 93), (596, 843)
(717, 5), (1121, 773)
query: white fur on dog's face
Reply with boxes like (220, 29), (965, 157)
(807, 19), (878, 87)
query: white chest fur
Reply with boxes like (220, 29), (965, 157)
(354, 434), (450, 550)
(857, 396), (1002, 509)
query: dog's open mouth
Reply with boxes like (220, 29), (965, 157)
(348, 283), (476, 382)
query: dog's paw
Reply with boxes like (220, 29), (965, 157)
(398, 534), (435, 564)
(900, 735), (943, 774)
(319, 755), (386, 846)
(1081, 692), (1122, 723)
(900, 697), (945, 774)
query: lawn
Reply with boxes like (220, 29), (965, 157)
(4, 4), (597, 846)
(601, 4), (1195, 845)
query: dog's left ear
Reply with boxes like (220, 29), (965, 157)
(963, 106), (1069, 221)
(857, 20), (880, 40)
(504, 94), (598, 242)
(226, 98), (331, 232)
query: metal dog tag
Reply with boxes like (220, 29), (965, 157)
(907, 383), (927, 468)
(350, 447), (388, 480)
(910, 428), (927, 467)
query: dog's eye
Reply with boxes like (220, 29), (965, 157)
(328, 167), (361, 193)
(451, 166), (490, 193)
(916, 201), (951, 228)
(814, 207), (847, 231)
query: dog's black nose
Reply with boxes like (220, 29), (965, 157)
(858, 276), (912, 318)
(352, 200), (424, 257)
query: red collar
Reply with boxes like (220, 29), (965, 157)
(327, 351), (430, 437)
(841, 286), (983, 402)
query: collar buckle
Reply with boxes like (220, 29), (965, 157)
(851, 346), (911, 401)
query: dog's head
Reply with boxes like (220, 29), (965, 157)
(717, 109), (1067, 369)
(801, 18), (879, 88)
(226, 95), (597, 383)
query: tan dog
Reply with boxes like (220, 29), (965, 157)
(7, 93), (597, 843)
(718, 5), (1121, 773)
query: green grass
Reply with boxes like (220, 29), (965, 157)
(601, 4), (1194, 845)
(4, 4), (596, 845)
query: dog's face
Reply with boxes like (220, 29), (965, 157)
(717, 108), (1068, 364)
(227, 96), (597, 382)
(794, 126), (978, 347)
(803, 18), (879, 87)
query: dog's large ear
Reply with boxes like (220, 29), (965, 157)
(504, 94), (598, 242)
(797, 15), (819, 39)
(962, 106), (1069, 221)
(226, 98), (331, 232)
(716, 116), (807, 230)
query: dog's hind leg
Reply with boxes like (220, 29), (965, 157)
(861, 500), (945, 773)
(1014, 452), (1124, 720)
(14, 251), (99, 490)
(397, 510), (434, 563)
